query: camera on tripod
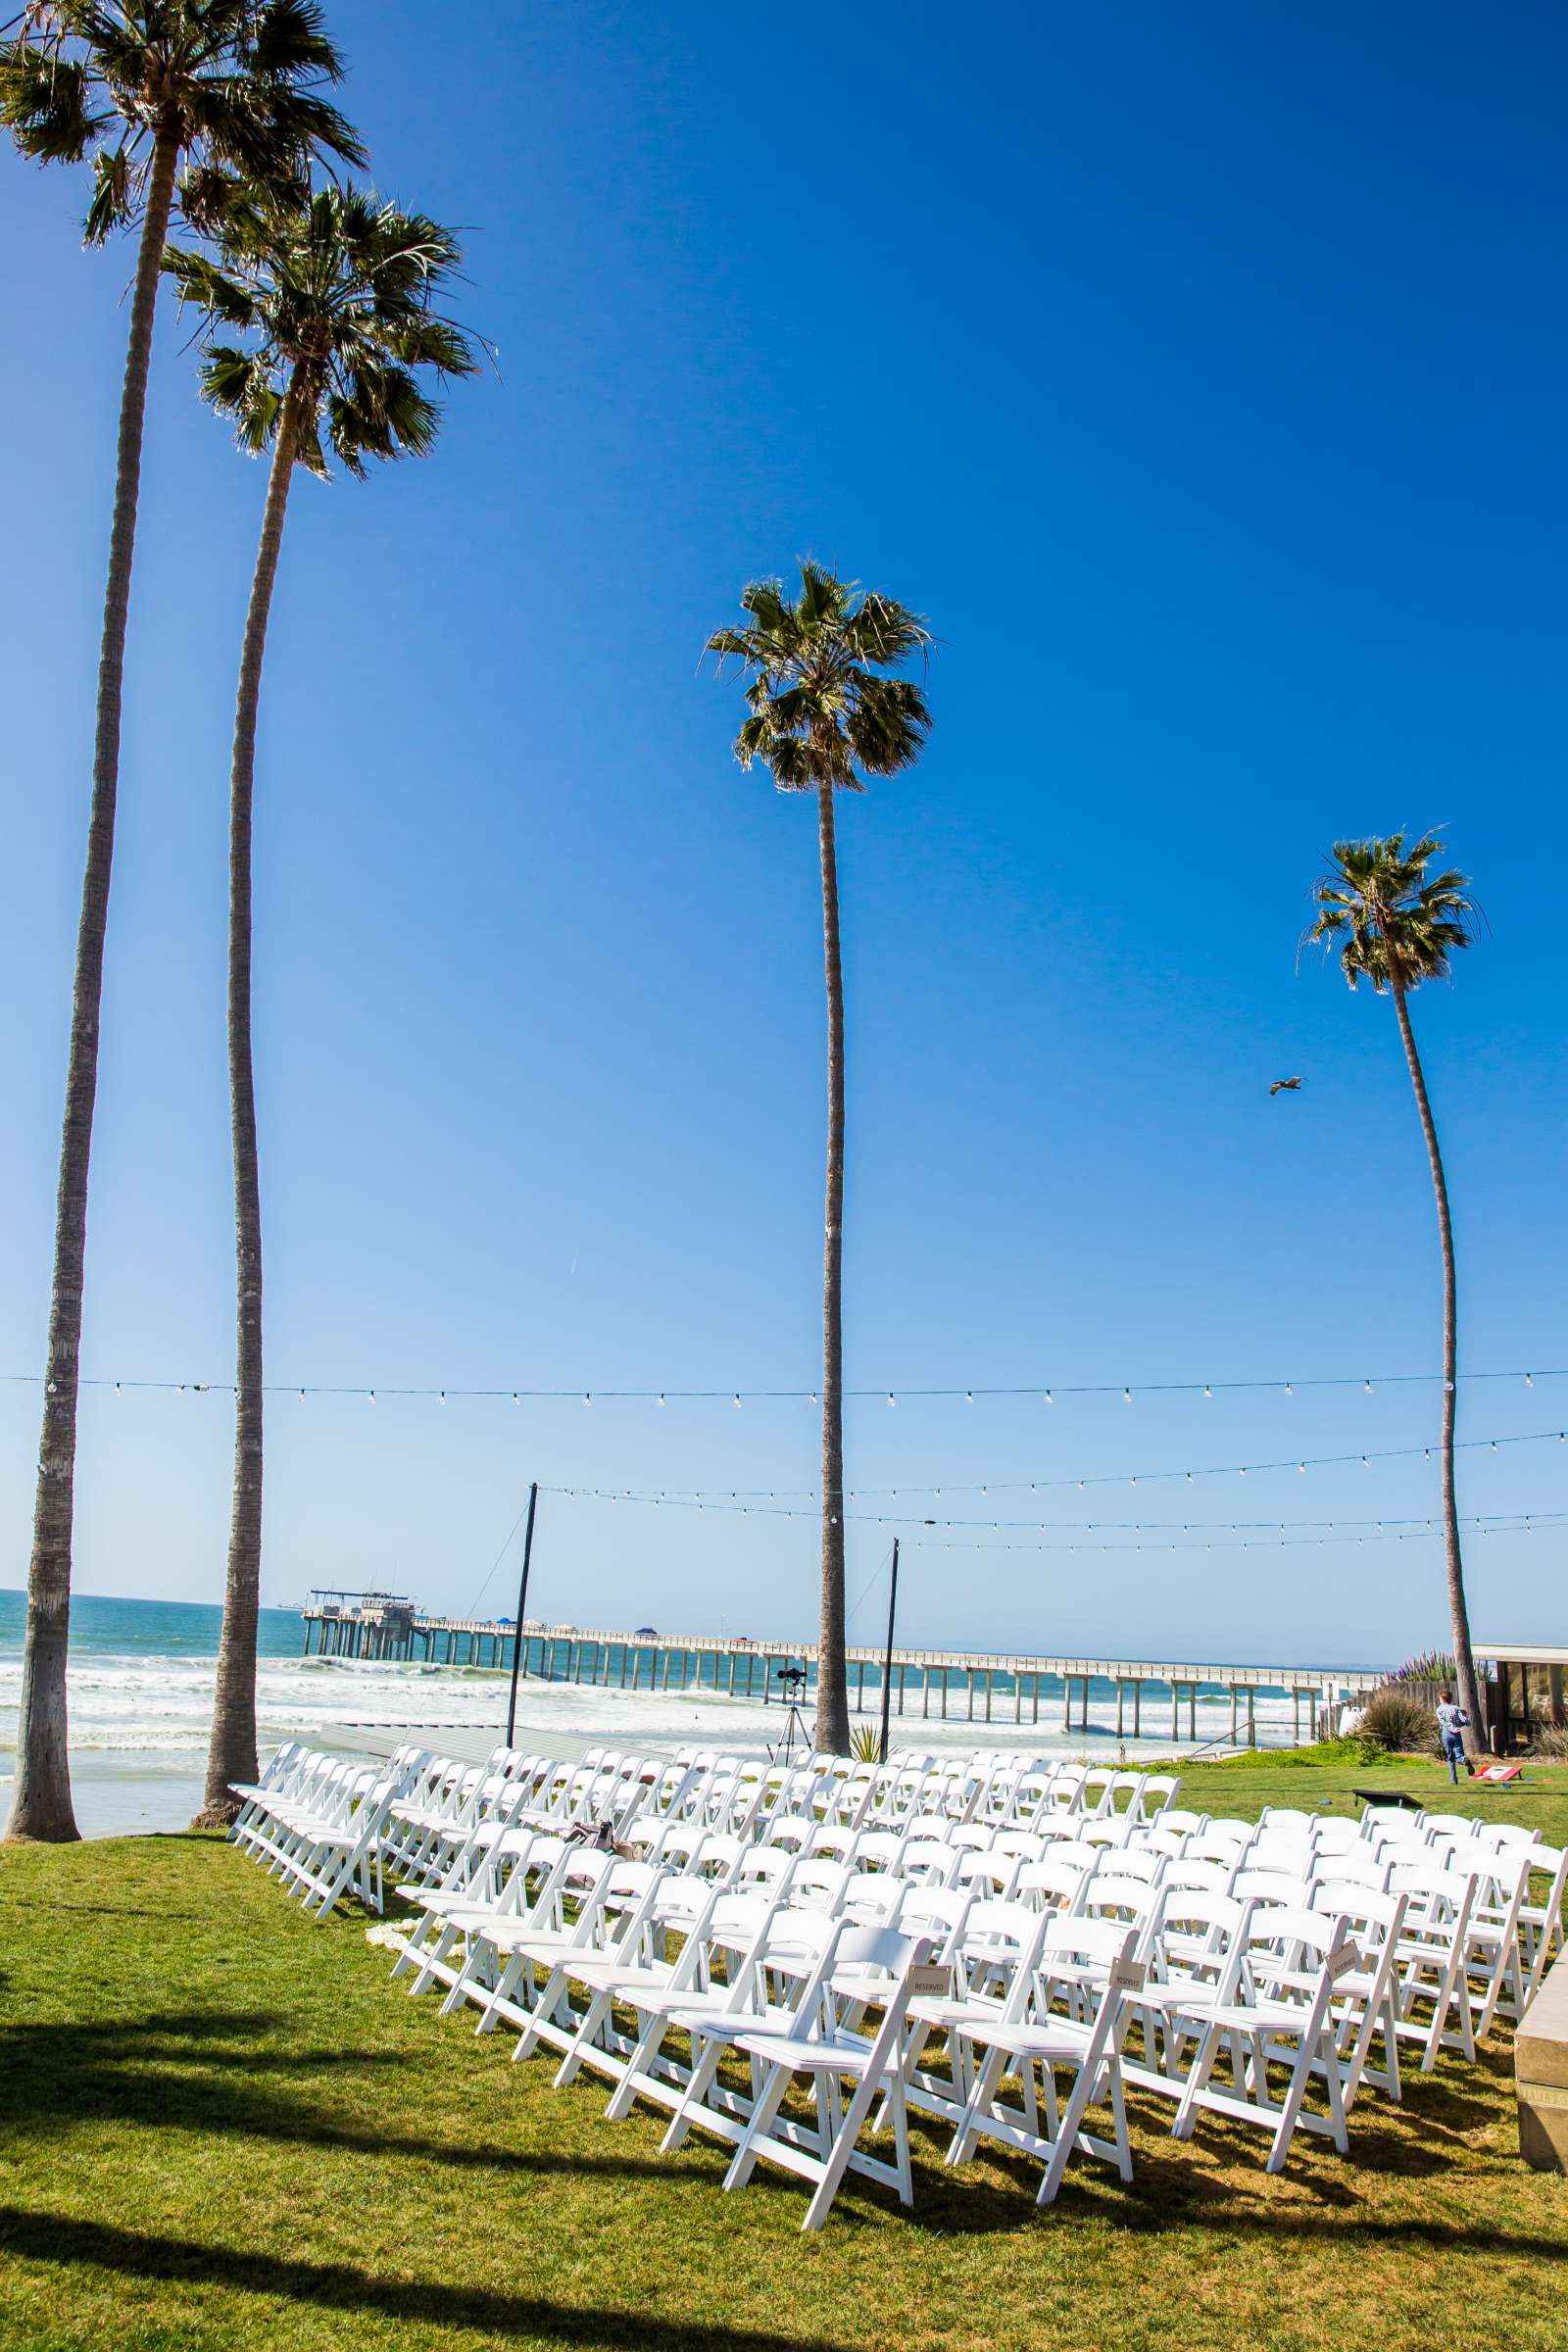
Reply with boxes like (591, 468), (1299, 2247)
(770, 1661), (810, 1763)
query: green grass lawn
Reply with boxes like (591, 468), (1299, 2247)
(2, 1762), (1565, 2352)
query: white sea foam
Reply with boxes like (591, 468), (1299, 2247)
(0, 1644), (1308, 1772)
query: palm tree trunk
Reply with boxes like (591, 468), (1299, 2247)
(5, 130), (181, 1845)
(814, 779), (851, 1754)
(195, 368), (306, 1829)
(1390, 977), (1486, 1755)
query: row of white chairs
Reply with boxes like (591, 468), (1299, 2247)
(235, 1738), (1563, 2227)
(233, 1739), (1180, 1921)
(383, 1829), (1415, 2224)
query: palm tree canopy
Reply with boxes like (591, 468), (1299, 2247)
(1307, 831), (1478, 995)
(707, 562), (931, 794)
(164, 182), (478, 476)
(0, 0), (364, 242)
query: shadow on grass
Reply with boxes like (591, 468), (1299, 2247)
(0, 2208), (861, 2351)
(0, 2011), (701, 2181)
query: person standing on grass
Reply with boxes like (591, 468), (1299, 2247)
(1437, 1690), (1474, 1784)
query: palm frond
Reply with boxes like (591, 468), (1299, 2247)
(708, 562), (934, 797)
(1306, 831), (1479, 994)
(4, 0), (365, 241)
(167, 177), (476, 479)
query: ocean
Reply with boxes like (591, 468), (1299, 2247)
(1, 1588), (1316, 1837)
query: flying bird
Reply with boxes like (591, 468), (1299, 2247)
(1269, 1076), (1304, 1096)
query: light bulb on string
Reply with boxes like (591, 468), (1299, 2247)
(887, 1393), (896, 1407)
(1044, 1389), (1054, 1404)
(1202, 1385), (1212, 1399)
(1123, 1388), (1132, 1403)
(584, 1394), (592, 1406)
(1285, 1381), (1294, 1395)
(732, 1394), (742, 1408)
(965, 1391), (973, 1404)
(1526, 1373), (1535, 1388)
(368, 1390), (375, 1404)
(1364, 1381), (1374, 1395)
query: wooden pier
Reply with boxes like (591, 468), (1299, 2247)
(299, 1595), (1382, 1740)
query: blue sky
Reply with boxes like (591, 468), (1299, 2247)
(1, 0), (1563, 1666)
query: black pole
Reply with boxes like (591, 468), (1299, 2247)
(505, 1483), (539, 1749)
(878, 1539), (900, 1764)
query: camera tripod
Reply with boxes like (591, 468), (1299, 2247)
(770, 1668), (811, 1764)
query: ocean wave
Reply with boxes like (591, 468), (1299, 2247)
(0, 1642), (1303, 1767)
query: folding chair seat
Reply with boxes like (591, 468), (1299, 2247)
(464, 1848), (629, 2038)
(507, 1860), (673, 2063)
(1460, 1850), (1534, 2036)
(663, 1920), (936, 2230)
(1387, 1863), (1480, 2069)
(594, 1888), (794, 2124)
(947, 1916), (1141, 2203)
(1309, 1882), (1407, 2104)
(1168, 1905), (1355, 2171)
(888, 1898), (1048, 2130)
(403, 1835), (576, 2000)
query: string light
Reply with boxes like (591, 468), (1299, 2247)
(8, 1363), (1562, 1403)
(540, 1483), (1559, 1552)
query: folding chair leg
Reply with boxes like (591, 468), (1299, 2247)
(723, 2063), (799, 2193)
(802, 2063), (894, 2232)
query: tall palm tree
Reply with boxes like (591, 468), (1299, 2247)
(1307, 832), (1486, 1753)
(166, 183), (478, 1824)
(708, 564), (931, 1753)
(0, 2), (361, 1844)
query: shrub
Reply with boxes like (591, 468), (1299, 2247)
(1357, 1685), (1441, 1755)
(1389, 1650), (1457, 1684)
(849, 1724), (882, 1763)
(1529, 1726), (1568, 1762)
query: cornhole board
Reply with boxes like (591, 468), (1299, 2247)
(1474, 1763), (1523, 1784)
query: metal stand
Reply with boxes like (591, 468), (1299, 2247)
(770, 1696), (811, 1766)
